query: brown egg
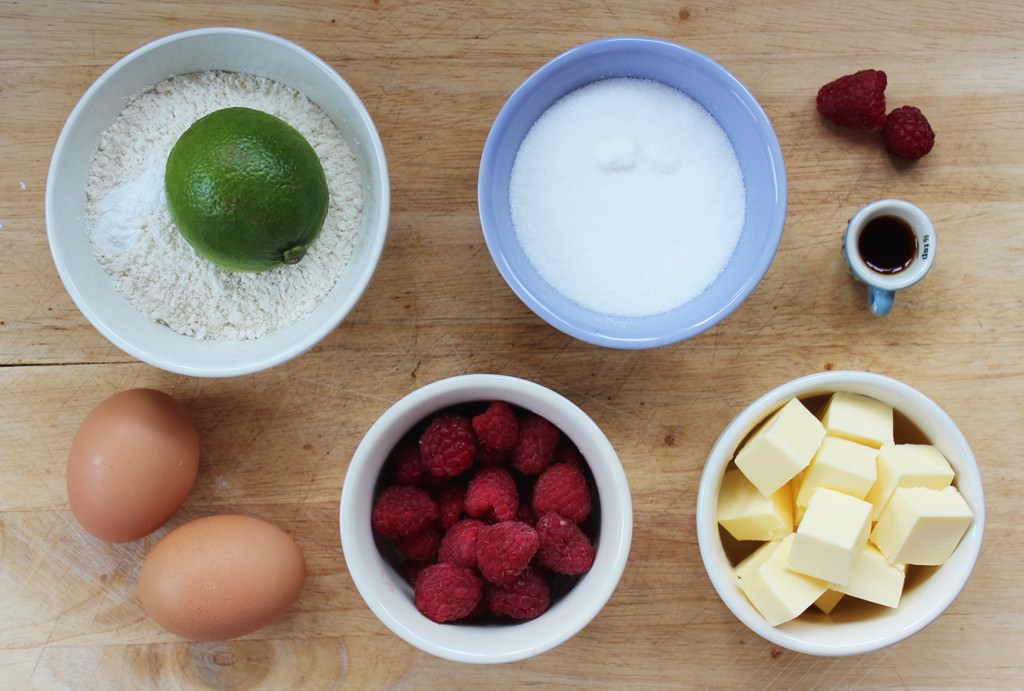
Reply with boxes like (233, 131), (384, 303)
(67, 388), (199, 543)
(138, 514), (306, 640)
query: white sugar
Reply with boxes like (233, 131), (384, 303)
(509, 78), (746, 317)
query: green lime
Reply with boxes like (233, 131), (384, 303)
(164, 107), (329, 272)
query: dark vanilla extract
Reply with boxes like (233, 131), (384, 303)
(858, 215), (917, 274)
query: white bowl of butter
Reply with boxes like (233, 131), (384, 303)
(696, 371), (985, 656)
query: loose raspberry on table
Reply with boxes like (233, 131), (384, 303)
(475, 520), (540, 585)
(465, 466), (519, 522)
(438, 518), (485, 569)
(420, 414), (477, 477)
(485, 568), (551, 620)
(472, 401), (520, 451)
(371, 485), (439, 539)
(434, 484), (466, 529)
(511, 414), (561, 476)
(532, 462), (592, 524)
(816, 69), (888, 129)
(394, 525), (441, 561)
(536, 511), (595, 575)
(414, 562), (483, 623)
(883, 105), (935, 159)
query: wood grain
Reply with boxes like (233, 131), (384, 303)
(2, 0), (1022, 688)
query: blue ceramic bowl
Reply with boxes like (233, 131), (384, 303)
(478, 37), (787, 348)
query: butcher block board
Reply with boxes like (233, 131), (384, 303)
(1, 0), (1022, 688)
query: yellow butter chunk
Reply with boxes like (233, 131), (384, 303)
(735, 398), (826, 497)
(864, 443), (955, 520)
(735, 539), (781, 580)
(718, 468), (793, 541)
(796, 435), (878, 508)
(813, 589), (845, 614)
(832, 543), (905, 608)
(870, 486), (973, 565)
(788, 487), (872, 586)
(821, 392), (894, 449)
(738, 534), (828, 626)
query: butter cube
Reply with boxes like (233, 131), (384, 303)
(735, 398), (826, 497)
(718, 468), (793, 541)
(738, 534), (828, 626)
(788, 488), (872, 585)
(864, 444), (955, 520)
(735, 539), (781, 580)
(813, 590), (845, 614)
(821, 393), (893, 448)
(796, 435), (878, 508)
(871, 486), (973, 565)
(832, 543), (905, 607)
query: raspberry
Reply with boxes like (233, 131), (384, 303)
(883, 105), (935, 160)
(816, 69), (887, 129)
(434, 484), (465, 529)
(532, 463), (592, 524)
(394, 525), (441, 561)
(536, 511), (595, 575)
(485, 568), (551, 620)
(371, 485), (438, 539)
(438, 518), (485, 569)
(414, 562), (483, 623)
(553, 437), (585, 469)
(511, 414), (561, 476)
(388, 434), (426, 485)
(471, 401), (519, 451)
(465, 466), (518, 522)
(475, 521), (539, 585)
(419, 414), (477, 477)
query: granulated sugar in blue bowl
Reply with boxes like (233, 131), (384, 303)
(478, 37), (787, 349)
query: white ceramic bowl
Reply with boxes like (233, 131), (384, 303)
(696, 371), (985, 656)
(339, 374), (633, 663)
(46, 27), (389, 377)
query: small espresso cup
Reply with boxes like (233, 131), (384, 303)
(843, 199), (936, 316)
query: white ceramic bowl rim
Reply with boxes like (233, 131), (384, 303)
(696, 370), (985, 656)
(339, 374), (633, 664)
(46, 27), (390, 377)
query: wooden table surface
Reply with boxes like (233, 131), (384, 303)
(2, 1), (1022, 688)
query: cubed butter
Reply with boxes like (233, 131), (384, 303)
(718, 468), (793, 541)
(735, 398), (826, 497)
(870, 486), (973, 565)
(813, 589), (845, 614)
(796, 435), (878, 508)
(737, 534), (828, 626)
(864, 443), (955, 520)
(821, 392), (894, 448)
(735, 539), (780, 580)
(832, 543), (905, 608)
(788, 487), (872, 585)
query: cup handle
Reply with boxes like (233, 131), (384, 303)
(868, 286), (894, 317)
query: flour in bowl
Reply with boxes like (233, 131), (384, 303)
(85, 71), (363, 341)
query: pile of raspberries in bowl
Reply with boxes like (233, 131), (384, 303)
(340, 374), (633, 664)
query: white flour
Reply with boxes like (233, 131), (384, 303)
(86, 71), (363, 341)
